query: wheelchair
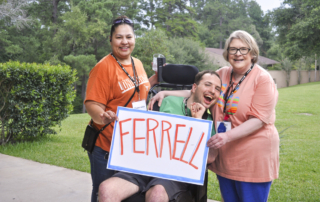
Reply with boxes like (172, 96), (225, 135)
(122, 64), (209, 202)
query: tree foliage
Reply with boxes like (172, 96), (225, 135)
(133, 29), (172, 77)
(281, 58), (293, 87)
(0, 0), (278, 114)
(197, 0), (268, 53)
(0, 0), (275, 63)
(247, 0), (272, 55)
(272, 0), (320, 60)
(267, 43), (294, 86)
(167, 37), (216, 71)
(63, 54), (97, 113)
(141, 0), (199, 38)
(0, 0), (31, 29)
(133, 29), (215, 76)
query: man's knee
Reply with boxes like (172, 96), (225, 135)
(146, 185), (169, 202)
(98, 177), (140, 202)
(98, 179), (117, 202)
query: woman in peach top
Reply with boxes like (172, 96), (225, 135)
(149, 30), (279, 202)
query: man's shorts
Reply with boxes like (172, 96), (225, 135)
(113, 172), (189, 201)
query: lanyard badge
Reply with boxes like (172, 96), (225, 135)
(216, 121), (231, 133)
(132, 100), (147, 111)
(217, 64), (254, 133)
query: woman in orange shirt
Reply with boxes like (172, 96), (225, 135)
(84, 15), (157, 202)
(149, 30), (279, 202)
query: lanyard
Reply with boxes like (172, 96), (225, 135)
(111, 53), (140, 95)
(223, 63), (254, 118)
(183, 97), (189, 116)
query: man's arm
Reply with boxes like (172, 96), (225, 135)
(190, 102), (206, 119)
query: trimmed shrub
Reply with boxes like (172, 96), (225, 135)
(0, 61), (77, 145)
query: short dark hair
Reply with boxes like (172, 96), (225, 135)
(194, 70), (221, 86)
(110, 15), (134, 42)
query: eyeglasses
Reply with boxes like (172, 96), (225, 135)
(227, 47), (251, 55)
(112, 18), (134, 26)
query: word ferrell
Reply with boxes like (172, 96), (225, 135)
(118, 118), (206, 170)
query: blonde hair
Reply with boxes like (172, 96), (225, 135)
(223, 30), (259, 64)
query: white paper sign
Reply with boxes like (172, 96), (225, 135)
(107, 107), (212, 185)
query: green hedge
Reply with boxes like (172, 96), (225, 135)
(0, 61), (77, 145)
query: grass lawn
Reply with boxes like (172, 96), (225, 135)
(0, 113), (91, 173)
(1, 81), (320, 201)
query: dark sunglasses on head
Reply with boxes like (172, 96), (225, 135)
(112, 18), (134, 26)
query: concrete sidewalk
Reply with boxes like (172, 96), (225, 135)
(0, 153), (91, 202)
(0, 153), (218, 202)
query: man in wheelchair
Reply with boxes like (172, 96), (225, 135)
(98, 70), (222, 202)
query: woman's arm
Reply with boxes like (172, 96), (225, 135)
(207, 116), (265, 149)
(148, 73), (158, 87)
(85, 101), (118, 125)
(148, 90), (191, 110)
(207, 148), (218, 164)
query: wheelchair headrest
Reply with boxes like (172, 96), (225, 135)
(161, 64), (199, 85)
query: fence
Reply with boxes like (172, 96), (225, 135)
(268, 70), (320, 88)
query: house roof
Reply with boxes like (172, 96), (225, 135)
(258, 56), (280, 65)
(205, 48), (279, 66)
(206, 48), (224, 55)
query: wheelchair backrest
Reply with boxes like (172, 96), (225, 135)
(148, 64), (199, 103)
(159, 64), (199, 85)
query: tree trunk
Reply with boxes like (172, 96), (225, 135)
(82, 101), (86, 113)
(52, 0), (60, 24)
(167, 3), (172, 32)
(52, 0), (60, 35)
(298, 60), (302, 84)
(219, 14), (223, 49)
(0, 119), (4, 145)
(286, 71), (290, 87)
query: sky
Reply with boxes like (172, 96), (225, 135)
(254, 0), (283, 14)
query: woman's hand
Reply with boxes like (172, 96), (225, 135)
(207, 116), (265, 149)
(100, 110), (119, 125)
(191, 102), (206, 119)
(207, 133), (229, 149)
(148, 91), (166, 110)
(85, 101), (119, 125)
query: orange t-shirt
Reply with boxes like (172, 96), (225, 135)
(84, 54), (150, 152)
(208, 64), (279, 182)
